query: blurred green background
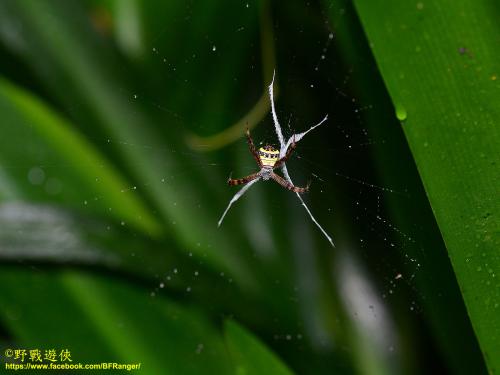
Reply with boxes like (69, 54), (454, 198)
(0, 0), (498, 374)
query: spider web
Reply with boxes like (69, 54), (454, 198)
(218, 72), (334, 247)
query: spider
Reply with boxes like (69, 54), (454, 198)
(218, 71), (334, 247)
(227, 128), (310, 193)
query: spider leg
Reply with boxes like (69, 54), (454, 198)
(273, 136), (297, 170)
(270, 172), (309, 193)
(245, 127), (262, 167)
(228, 171), (260, 186)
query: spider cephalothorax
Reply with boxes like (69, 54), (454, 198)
(227, 128), (309, 192)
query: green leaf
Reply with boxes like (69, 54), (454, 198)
(0, 76), (162, 236)
(0, 267), (233, 375)
(0, 0), (256, 286)
(352, 0), (500, 372)
(224, 320), (295, 375)
(324, 1), (487, 374)
(0, 2), (322, 351)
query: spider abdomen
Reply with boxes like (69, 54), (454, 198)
(259, 146), (279, 167)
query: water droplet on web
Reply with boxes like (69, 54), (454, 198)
(329, 33), (334, 39)
(395, 105), (407, 121)
(159, 283), (164, 288)
(212, 45), (216, 52)
(133, 94), (138, 99)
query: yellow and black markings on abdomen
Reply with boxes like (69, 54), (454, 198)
(259, 147), (279, 167)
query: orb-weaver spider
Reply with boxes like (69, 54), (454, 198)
(227, 128), (310, 193)
(219, 71), (334, 246)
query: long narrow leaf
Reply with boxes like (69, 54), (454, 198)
(353, 0), (500, 372)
